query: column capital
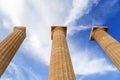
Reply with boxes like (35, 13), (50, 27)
(51, 26), (67, 40)
(14, 26), (26, 33)
(89, 26), (108, 40)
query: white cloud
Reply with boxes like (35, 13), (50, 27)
(67, 25), (90, 35)
(0, 78), (12, 80)
(1, 62), (41, 80)
(2, 18), (12, 29)
(0, 0), (24, 25)
(68, 40), (117, 75)
(72, 52), (116, 75)
(64, 0), (99, 25)
(0, 0), (119, 77)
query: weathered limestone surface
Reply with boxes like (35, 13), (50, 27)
(0, 27), (26, 77)
(48, 26), (76, 80)
(90, 26), (120, 70)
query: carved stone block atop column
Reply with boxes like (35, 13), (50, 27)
(51, 26), (67, 40)
(89, 26), (108, 40)
(14, 26), (26, 32)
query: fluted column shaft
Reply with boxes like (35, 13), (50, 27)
(92, 28), (120, 70)
(0, 27), (26, 77)
(48, 27), (76, 80)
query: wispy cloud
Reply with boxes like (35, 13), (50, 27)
(1, 62), (41, 80)
(67, 25), (90, 35)
(64, 0), (99, 25)
(68, 39), (117, 75)
(0, 0), (24, 25)
(72, 52), (116, 75)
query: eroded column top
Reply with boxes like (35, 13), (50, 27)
(51, 26), (67, 40)
(14, 26), (26, 33)
(89, 26), (108, 40)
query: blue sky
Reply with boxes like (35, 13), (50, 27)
(0, 0), (120, 80)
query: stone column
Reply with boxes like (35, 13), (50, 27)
(89, 26), (120, 70)
(48, 26), (76, 80)
(0, 26), (26, 77)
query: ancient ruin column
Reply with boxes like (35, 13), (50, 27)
(89, 26), (120, 70)
(48, 26), (76, 80)
(0, 26), (26, 77)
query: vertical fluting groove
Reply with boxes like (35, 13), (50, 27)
(108, 48), (120, 67)
(49, 27), (76, 80)
(59, 30), (64, 80)
(0, 32), (15, 47)
(0, 31), (21, 63)
(1, 31), (24, 68)
(0, 32), (19, 48)
(0, 31), (21, 72)
(0, 31), (23, 73)
(0, 32), (17, 57)
(0, 27), (26, 77)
